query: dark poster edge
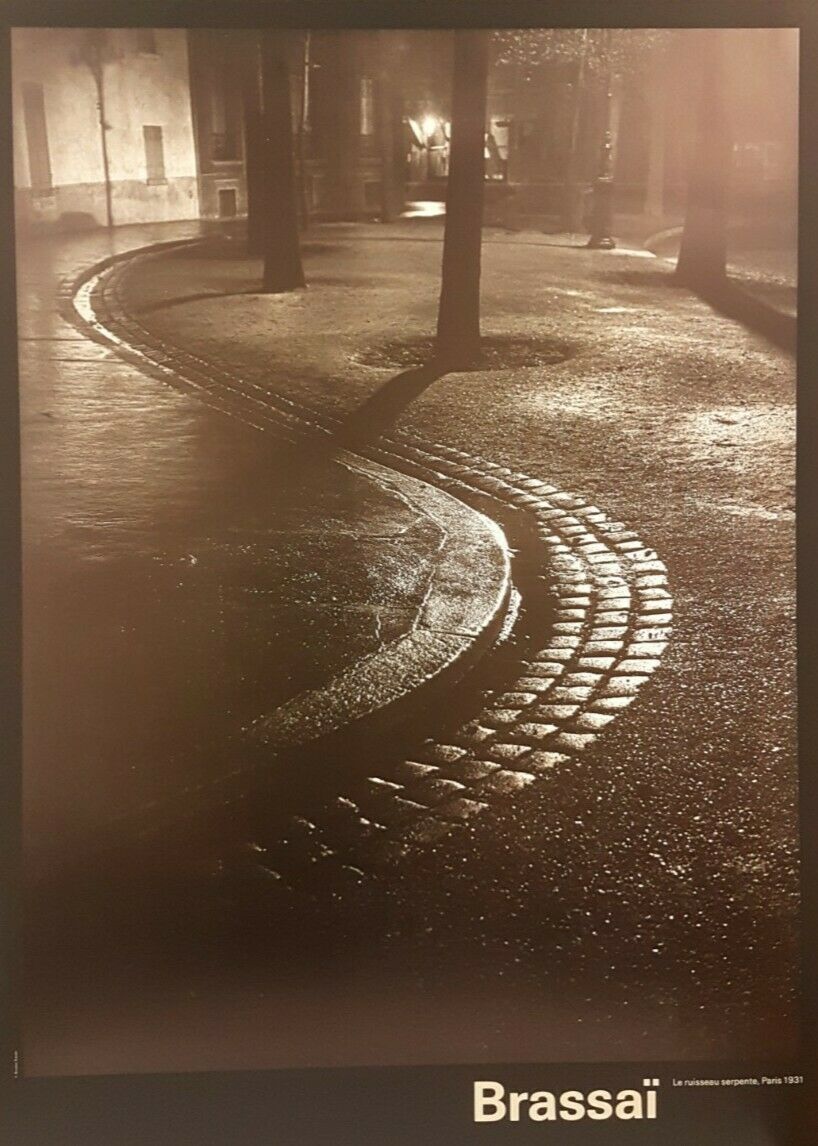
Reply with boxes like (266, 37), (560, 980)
(0, 2), (815, 1143)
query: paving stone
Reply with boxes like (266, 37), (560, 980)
(443, 758), (501, 782)
(535, 647), (575, 662)
(364, 776), (403, 794)
(553, 731), (597, 752)
(453, 723), (496, 747)
(391, 762), (439, 784)
(561, 596), (591, 607)
(632, 628), (670, 643)
(590, 626), (628, 640)
(639, 587), (673, 600)
(552, 622), (584, 635)
(514, 676), (556, 694)
(549, 685), (594, 702)
(413, 743), (468, 766)
(549, 635), (581, 649)
(573, 711), (617, 731)
(591, 696), (636, 712)
(550, 492), (584, 506)
(626, 642), (667, 657)
(513, 722), (559, 742)
(586, 551), (621, 567)
(576, 541), (608, 554)
(635, 613), (672, 627)
(408, 777), (468, 805)
(641, 599), (674, 614)
(556, 608), (587, 621)
(615, 539), (645, 551)
(560, 525), (591, 537)
(601, 675), (650, 696)
(484, 742), (534, 764)
(520, 661), (564, 678)
(532, 703), (580, 720)
(477, 769), (536, 795)
(595, 601), (631, 618)
(436, 796), (489, 821)
(484, 708), (525, 726)
(562, 671), (604, 687)
(594, 611), (629, 625)
(636, 574), (668, 588)
(584, 641), (624, 655)
(630, 559), (666, 574)
(492, 692), (538, 708)
(578, 656), (616, 671)
(599, 587), (631, 601)
(593, 572), (627, 588)
(526, 750), (571, 771)
(615, 658), (661, 674)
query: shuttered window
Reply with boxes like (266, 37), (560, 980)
(143, 125), (166, 184)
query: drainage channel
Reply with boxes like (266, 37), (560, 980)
(60, 241), (674, 902)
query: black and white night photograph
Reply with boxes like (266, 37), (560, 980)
(1, 6), (809, 1142)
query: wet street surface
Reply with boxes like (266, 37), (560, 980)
(19, 222), (798, 1077)
(19, 232), (444, 878)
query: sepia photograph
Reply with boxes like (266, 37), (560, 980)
(3, 7), (807, 1140)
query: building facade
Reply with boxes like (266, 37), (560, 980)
(11, 27), (798, 236)
(12, 27), (201, 230)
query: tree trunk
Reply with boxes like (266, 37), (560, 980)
(644, 40), (667, 219)
(295, 31), (311, 230)
(260, 35), (305, 292)
(376, 32), (405, 223)
(563, 29), (589, 232)
(435, 30), (489, 366)
(675, 30), (730, 288)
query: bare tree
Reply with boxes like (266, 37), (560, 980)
(435, 30), (489, 366)
(259, 33), (305, 292)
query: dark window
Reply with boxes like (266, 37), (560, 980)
(136, 29), (158, 54)
(143, 125), (166, 183)
(218, 188), (237, 217)
(22, 82), (53, 195)
(210, 76), (239, 161)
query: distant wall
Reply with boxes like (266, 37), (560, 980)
(12, 28), (200, 230)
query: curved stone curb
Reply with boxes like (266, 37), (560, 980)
(69, 247), (512, 775)
(72, 238), (673, 886)
(247, 451), (510, 752)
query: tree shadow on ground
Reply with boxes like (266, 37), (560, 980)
(600, 266), (796, 354)
(335, 362), (448, 447)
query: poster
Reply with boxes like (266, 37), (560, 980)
(0, 1), (813, 1142)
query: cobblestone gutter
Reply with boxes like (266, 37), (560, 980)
(65, 240), (673, 887)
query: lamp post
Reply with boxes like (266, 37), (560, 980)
(587, 28), (616, 250)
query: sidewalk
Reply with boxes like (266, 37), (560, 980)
(17, 224), (509, 877)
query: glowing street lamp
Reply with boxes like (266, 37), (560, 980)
(421, 113), (439, 140)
